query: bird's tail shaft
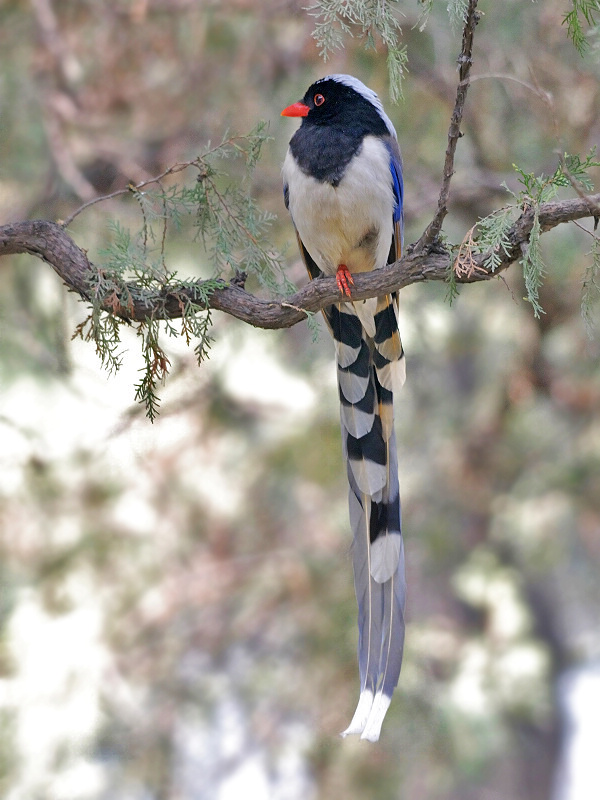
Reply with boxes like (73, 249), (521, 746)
(327, 295), (406, 742)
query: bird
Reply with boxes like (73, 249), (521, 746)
(281, 74), (406, 742)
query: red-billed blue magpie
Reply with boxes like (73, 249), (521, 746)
(281, 75), (406, 742)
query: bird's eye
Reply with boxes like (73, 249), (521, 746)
(314, 93), (325, 107)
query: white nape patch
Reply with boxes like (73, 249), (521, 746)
(370, 533), (402, 583)
(321, 74), (397, 139)
(282, 136), (395, 278)
(361, 692), (392, 742)
(341, 689), (375, 738)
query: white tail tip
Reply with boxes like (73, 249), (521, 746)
(340, 690), (374, 738)
(360, 693), (392, 742)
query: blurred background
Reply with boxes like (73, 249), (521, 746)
(1, 1), (600, 798)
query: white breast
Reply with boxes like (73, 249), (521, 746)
(283, 136), (395, 277)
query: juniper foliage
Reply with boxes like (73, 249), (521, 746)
(307, 0), (408, 101)
(449, 151), (600, 320)
(563, 0), (600, 54)
(73, 125), (291, 420)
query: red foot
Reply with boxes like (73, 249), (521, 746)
(336, 265), (354, 297)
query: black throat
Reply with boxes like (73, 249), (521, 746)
(290, 124), (363, 187)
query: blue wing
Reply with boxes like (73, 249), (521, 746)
(385, 140), (404, 262)
(389, 153), (403, 225)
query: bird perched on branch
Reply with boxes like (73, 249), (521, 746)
(281, 74), (406, 742)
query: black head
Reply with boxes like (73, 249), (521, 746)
(281, 75), (395, 139)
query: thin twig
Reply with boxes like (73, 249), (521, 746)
(572, 219), (598, 237)
(415, 0), (480, 253)
(280, 301), (309, 316)
(469, 72), (552, 103)
(453, 224), (487, 279)
(61, 161), (194, 227)
(559, 155), (600, 228)
(61, 133), (258, 228)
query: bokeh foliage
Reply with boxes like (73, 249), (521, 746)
(2, 1), (600, 799)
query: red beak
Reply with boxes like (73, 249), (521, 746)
(281, 101), (310, 118)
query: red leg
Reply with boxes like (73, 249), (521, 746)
(336, 264), (354, 297)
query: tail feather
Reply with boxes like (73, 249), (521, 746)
(337, 339), (371, 404)
(361, 548), (405, 742)
(338, 378), (376, 439)
(353, 297), (378, 338)
(334, 297), (406, 742)
(329, 304), (363, 367)
(373, 294), (406, 394)
(350, 491), (384, 691)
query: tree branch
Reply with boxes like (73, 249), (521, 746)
(415, 0), (480, 253)
(2, 193), (599, 330)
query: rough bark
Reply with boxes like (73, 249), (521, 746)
(1, 193), (599, 330)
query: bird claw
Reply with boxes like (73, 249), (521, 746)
(336, 265), (354, 297)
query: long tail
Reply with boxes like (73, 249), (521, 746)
(326, 295), (406, 742)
